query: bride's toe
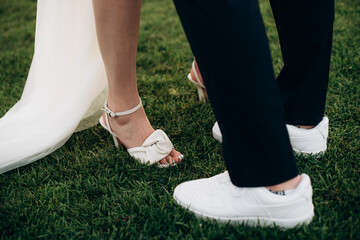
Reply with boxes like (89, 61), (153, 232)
(166, 155), (174, 164)
(170, 149), (183, 163)
(157, 155), (174, 166)
(158, 157), (168, 165)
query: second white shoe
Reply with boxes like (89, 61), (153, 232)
(286, 117), (329, 155)
(212, 117), (329, 155)
(212, 122), (223, 143)
(173, 171), (314, 229)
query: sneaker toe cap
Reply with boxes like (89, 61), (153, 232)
(173, 179), (224, 215)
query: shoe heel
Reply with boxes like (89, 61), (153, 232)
(99, 115), (122, 149)
(197, 86), (208, 103)
(112, 134), (120, 148)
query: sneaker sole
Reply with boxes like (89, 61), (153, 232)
(174, 195), (314, 229)
(292, 148), (326, 158)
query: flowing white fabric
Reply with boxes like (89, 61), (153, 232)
(0, 1), (107, 174)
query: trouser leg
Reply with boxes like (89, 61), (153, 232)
(173, 0), (298, 187)
(270, 0), (335, 125)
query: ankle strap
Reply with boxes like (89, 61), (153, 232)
(102, 99), (142, 118)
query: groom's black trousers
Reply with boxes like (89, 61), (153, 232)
(173, 0), (334, 187)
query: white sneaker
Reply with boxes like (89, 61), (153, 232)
(173, 171), (314, 229)
(212, 117), (329, 155)
(212, 122), (223, 142)
(286, 117), (328, 155)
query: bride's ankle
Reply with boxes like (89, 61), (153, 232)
(103, 106), (148, 126)
(107, 96), (141, 113)
(104, 112), (131, 126)
(103, 107), (154, 149)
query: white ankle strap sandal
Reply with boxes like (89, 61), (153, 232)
(187, 60), (208, 103)
(99, 99), (175, 166)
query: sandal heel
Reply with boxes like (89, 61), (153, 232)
(197, 86), (208, 103)
(188, 59), (208, 102)
(112, 134), (120, 148)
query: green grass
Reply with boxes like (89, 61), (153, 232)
(0, 0), (359, 239)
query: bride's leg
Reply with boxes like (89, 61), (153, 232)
(92, 0), (182, 164)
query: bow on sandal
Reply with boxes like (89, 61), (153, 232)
(99, 99), (179, 167)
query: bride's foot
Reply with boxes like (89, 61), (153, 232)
(101, 100), (183, 166)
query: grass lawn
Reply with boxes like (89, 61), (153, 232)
(0, 0), (359, 239)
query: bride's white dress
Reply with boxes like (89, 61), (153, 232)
(0, 1), (108, 174)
